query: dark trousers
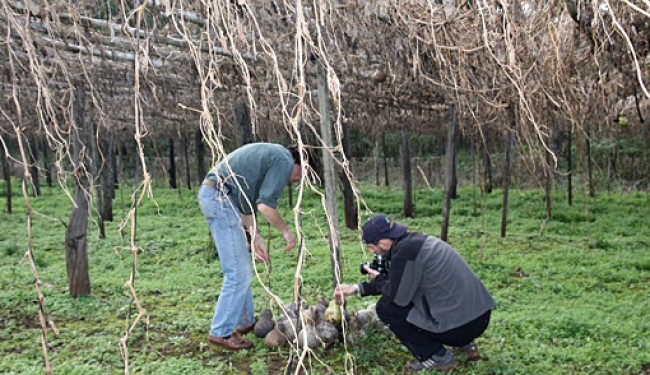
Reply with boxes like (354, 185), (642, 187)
(376, 296), (491, 361)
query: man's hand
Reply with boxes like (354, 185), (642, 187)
(257, 203), (296, 253)
(253, 234), (269, 263)
(333, 284), (359, 304)
(282, 230), (297, 252)
(362, 264), (380, 279)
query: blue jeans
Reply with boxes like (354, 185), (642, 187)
(198, 185), (255, 337)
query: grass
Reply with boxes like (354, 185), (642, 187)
(0, 180), (649, 374)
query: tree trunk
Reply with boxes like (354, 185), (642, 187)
(567, 124), (573, 206)
(29, 136), (41, 197)
(195, 129), (206, 184)
(374, 139), (380, 186)
(501, 115), (515, 237)
(118, 140), (127, 183)
(606, 123), (617, 194)
(382, 131), (389, 187)
(133, 139), (142, 181)
(101, 129), (115, 222)
(448, 106), (458, 200)
(544, 156), (552, 220)
(1, 145), (11, 214)
(471, 141), (479, 217)
(65, 83), (91, 297)
(112, 142), (118, 190)
(606, 135), (612, 194)
(89, 116), (105, 239)
(318, 63), (342, 290)
(340, 120), (358, 229)
(234, 96), (253, 147)
(183, 133), (191, 190)
(552, 127), (564, 171)
(482, 129), (493, 194)
(544, 118), (553, 220)
(168, 138), (177, 189)
(441, 104), (457, 241)
(41, 138), (52, 187)
(402, 126), (413, 217)
(586, 128), (595, 197)
(117, 140), (126, 212)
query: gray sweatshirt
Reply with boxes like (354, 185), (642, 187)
(359, 232), (496, 333)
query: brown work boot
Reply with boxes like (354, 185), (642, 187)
(208, 332), (253, 350)
(235, 319), (257, 335)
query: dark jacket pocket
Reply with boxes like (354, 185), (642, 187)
(421, 295), (439, 326)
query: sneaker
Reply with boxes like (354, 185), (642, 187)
(406, 349), (458, 372)
(459, 342), (481, 361)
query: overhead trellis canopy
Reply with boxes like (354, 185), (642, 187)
(1, 0), (646, 164)
(1, 0), (647, 141)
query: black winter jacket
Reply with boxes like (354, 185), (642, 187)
(358, 232), (496, 333)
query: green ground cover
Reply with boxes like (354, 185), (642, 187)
(0, 182), (648, 374)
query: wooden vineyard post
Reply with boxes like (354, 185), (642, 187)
(501, 104), (516, 237)
(441, 104), (457, 241)
(317, 62), (342, 290)
(65, 83), (91, 297)
(403, 125), (413, 217)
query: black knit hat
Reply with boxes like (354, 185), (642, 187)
(361, 214), (408, 244)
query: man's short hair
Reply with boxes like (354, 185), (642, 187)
(288, 145), (318, 167)
(287, 145), (323, 180)
(287, 145), (303, 165)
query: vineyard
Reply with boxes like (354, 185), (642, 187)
(1, 0), (649, 374)
(1, 184), (649, 374)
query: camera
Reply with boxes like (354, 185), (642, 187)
(359, 255), (388, 275)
